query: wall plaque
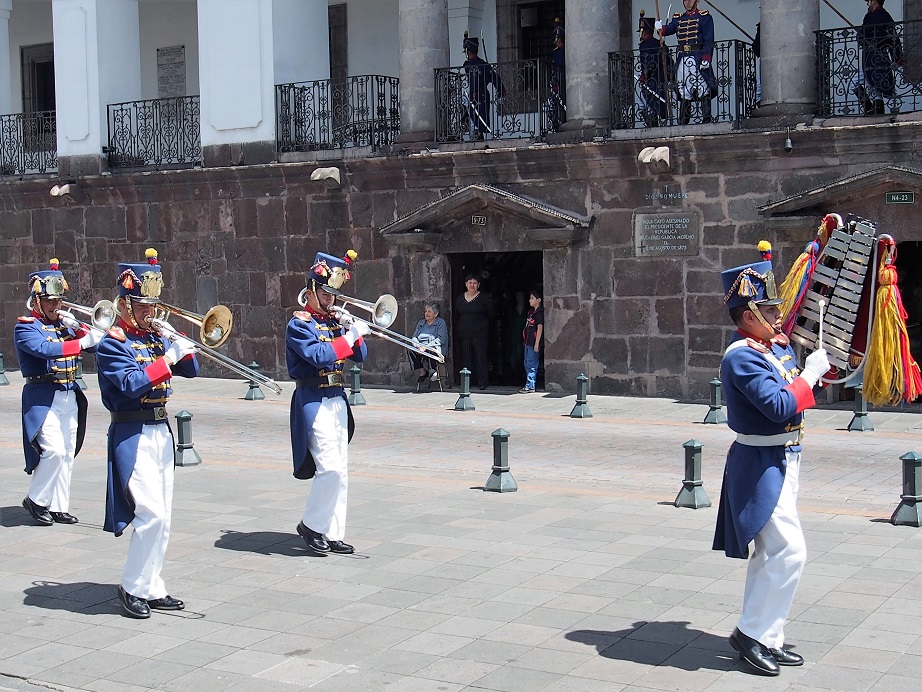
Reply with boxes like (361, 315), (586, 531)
(157, 45), (186, 99)
(633, 210), (701, 257)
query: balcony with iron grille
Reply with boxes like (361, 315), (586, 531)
(817, 19), (921, 118)
(608, 40), (757, 130)
(276, 75), (399, 156)
(106, 96), (202, 170)
(435, 59), (563, 144)
(0, 111), (57, 176)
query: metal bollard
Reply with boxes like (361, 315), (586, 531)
(702, 377), (726, 424)
(0, 351), (9, 386)
(569, 373), (592, 418)
(348, 365), (366, 406)
(244, 360), (265, 400)
(847, 384), (874, 432)
(72, 354), (87, 390)
(454, 368), (475, 411)
(484, 428), (517, 492)
(173, 410), (202, 467)
(674, 439), (712, 509)
(890, 451), (922, 527)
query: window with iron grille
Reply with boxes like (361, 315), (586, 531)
(518, 1), (565, 62)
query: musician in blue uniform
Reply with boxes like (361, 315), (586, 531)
(658, 0), (716, 124)
(15, 259), (103, 526)
(95, 249), (199, 619)
(287, 250), (368, 555)
(713, 250), (830, 676)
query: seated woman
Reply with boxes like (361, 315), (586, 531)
(410, 301), (449, 384)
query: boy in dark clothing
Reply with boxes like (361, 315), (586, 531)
(520, 291), (544, 393)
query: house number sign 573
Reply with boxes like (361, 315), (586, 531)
(471, 215), (487, 226)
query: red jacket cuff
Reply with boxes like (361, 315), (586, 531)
(786, 376), (816, 414)
(145, 357), (173, 386)
(61, 339), (82, 357)
(332, 336), (355, 360)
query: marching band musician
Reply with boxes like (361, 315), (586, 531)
(287, 250), (369, 555)
(95, 249), (199, 619)
(15, 259), (104, 526)
(713, 246), (831, 676)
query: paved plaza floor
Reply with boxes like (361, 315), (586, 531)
(1, 372), (922, 691)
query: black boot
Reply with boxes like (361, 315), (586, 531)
(873, 99), (885, 115)
(679, 99), (691, 125)
(701, 99), (713, 123)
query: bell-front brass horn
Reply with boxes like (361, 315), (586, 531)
(59, 299), (118, 332)
(155, 302), (233, 348)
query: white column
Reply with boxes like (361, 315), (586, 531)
(758, 1), (819, 117)
(197, 0), (276, 166)
(398, 0), (449, 141)
(52, 0), (141, 174)
(272, 0), (328, 85)
(0, 0), (12, 115)
(562, 1), (619, 133)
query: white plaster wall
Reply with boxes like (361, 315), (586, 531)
(139, 0), (199, 98)
(343, 0), (398, 76)
(9, 0), (53, 113)
(274, 0), (328, 84)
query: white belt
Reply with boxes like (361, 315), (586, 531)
(735, 432), (801, 447)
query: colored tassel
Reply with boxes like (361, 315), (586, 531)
(863, 246), (922, 406)
(779, 214), (836, 336)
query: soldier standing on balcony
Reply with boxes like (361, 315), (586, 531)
(462, 32), (505, 141)
(860, 0), (903, 115)
(657, 0), (716, 125)
(639, 11), (671, 127)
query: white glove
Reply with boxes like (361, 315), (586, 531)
(654, 20), (663, 31)
(337, 309), (355, 330)
(800, 349), (831, 387)
(343, 321), (370, 347)
(165, 335), (196, 365)
(58, 311), (81, 330)
(156, 321), (179, 339)
(700, 60), (710, 70)
(78, 329), (104, 349)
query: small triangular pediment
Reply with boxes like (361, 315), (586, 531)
(759, 166), (922, 226)
(378, 184), (591, 251)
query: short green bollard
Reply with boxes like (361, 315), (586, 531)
(569, 373), (592, 418)
(703, 377), (726, 424)
(454, 368), (475, 411)
(674, 439), (711, 509)
(244, 360), (265, 400)
(174, 410), (202, 467)
(891, 451), (922, 527)
(484, 428), (517, 492)
(0, 351), (9, 386)
(847, 384), (874, 432)
(348, 365), (366, 406)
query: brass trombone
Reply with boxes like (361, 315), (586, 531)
(154, 302), (234, 348)
(48, 298), (117, 333)
(148, 316), (283, 395)
(297, 291), (445, 363)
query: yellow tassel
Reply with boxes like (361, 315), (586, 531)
(863, 262), (905, 406)
(778, 256), (809, 321)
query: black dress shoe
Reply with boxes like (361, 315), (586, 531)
(327, 540), (355, 554)
(22, 497), (53, 526)
(297, 522), (330, 552)
(729, 628), (780, 676)
(148, 595), (184, 611)
(50, 512), (79, 524)
(769, 647), (804, 666)
(118, 586), (151, 619)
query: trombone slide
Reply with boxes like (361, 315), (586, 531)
(328, 306), (445, 363)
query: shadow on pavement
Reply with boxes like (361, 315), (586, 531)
(567, 621), (740, 672)
(214, 529), (325, 557)
(0, 505), (37, 528)
(23, 580), (120, 615)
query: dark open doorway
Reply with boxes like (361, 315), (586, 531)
(897, 241), (922, 399)
(449, 251), (544, 388)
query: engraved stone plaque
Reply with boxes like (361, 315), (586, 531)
(633, 210), (701, 257)
(157, 45), (186, 98)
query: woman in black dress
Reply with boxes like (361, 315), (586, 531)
(454, 275), (494, 390)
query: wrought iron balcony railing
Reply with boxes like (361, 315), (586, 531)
(276, 75), (399, 153)
(0, 110), (57, 176)
(435, 59), (563, 143)
(609, 40), (756, 129)
(106, 96), (201, 170)
(817, 20), (922, 117)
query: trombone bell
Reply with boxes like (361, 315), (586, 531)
(336, 293), (399, 329)
(157, 302), (234, 348)
(61, 299), (117, 331)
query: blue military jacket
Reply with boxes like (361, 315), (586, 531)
(713, 332), (815, 558)
(663, 9), (714, 61)
(286, 309), (367, 480)
(14, 314), (92, 473)
(95, 322), (199, 536)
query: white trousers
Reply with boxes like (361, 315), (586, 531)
(738, 449), (807, 649)
(123, 424), (174, 600)
(301, 397), (349, 541)
(29, 389), (78, 512)
(676, 55), (709, 101)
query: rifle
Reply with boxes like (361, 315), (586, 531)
(821, 0), (856, 29)
(652, 2), (675, 121)
(700, 0), (754, 41)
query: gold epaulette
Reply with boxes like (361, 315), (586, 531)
(108, 326), (126, 342)
(293, 310), (313, 323)
(746, 338), (770, 353)
(18, 315), (35, 323)
(673, 12), (681, 17)
(700, 9), (709, 15)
